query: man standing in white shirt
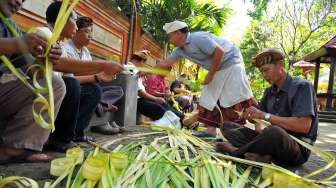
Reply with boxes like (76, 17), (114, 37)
(158, 21), (256, 137)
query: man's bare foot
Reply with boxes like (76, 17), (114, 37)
(0, 146), (52, 163)
(215, 142), (238, 154)
(244, 152), (272, 163)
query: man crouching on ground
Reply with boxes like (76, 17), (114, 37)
(217, 48), (318, 166)
(0, 0), (66, 164)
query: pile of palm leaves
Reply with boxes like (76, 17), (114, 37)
(2, 125), (335, 188)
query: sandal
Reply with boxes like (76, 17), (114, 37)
(0, 150), (52, 165)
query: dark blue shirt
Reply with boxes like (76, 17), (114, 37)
(0, 18), (31, 74)
(259, 75), (318, 141)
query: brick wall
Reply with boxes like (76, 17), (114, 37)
(13, 0), (164, 63)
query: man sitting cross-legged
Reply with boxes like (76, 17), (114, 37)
(217, 49), (318, 166)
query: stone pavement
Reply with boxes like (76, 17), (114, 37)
(0, 122), (336, 186)
(287, 122), (336, 179)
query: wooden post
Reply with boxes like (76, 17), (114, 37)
(326, 61), (335, 111)
(133, 13), (142, 51)
(313, 61), (320, 93)
(125, 0), (136, 64)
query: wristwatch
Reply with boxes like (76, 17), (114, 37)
(264, 113), (271, 121)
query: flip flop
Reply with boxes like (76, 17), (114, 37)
(0, 150), (52, 165)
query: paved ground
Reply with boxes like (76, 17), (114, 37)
(0, 125), (155, 187)
(0, 122), (336, 187)
(288, 122), (336, 179)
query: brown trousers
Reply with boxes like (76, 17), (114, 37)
(221, 122), (311, 166)
(0, 76), (66, 151)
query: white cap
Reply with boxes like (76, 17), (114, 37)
(163, 20), (188, 34)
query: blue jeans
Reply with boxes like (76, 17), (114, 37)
(76, 82), (102, 137)
(52, 77), (101, 142)
(137, 98), (184, 121)
(161, 102), (184, 120)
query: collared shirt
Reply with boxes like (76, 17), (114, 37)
(0, 18), (34, 83)
(169, 32), (243, 71)
(63, 40), (92, 61)
(259, 75), (318, 141)
(145, 75), (168, 96)
(61, 40), (93, 77)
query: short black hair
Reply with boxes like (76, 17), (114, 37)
(179, 27), (189, 33)
(46, 1), (76, 25)
(76, 16), (93, 31)
(181, 74), (187, 78)
(130, 54), (146, 62)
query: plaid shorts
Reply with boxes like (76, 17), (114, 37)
(197, 98), (257, 127)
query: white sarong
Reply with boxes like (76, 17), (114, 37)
(199, 63), (253, 111)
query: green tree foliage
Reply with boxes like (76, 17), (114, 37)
(241, 0), (336, 99)
(247, 0), (271, 19)
(140, 0), (232, 52)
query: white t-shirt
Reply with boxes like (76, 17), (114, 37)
(61, 40), (93, 77)
(53, 41), (69, 78)
(64, 40), (92, 61)
(138, 77), (145, 91)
